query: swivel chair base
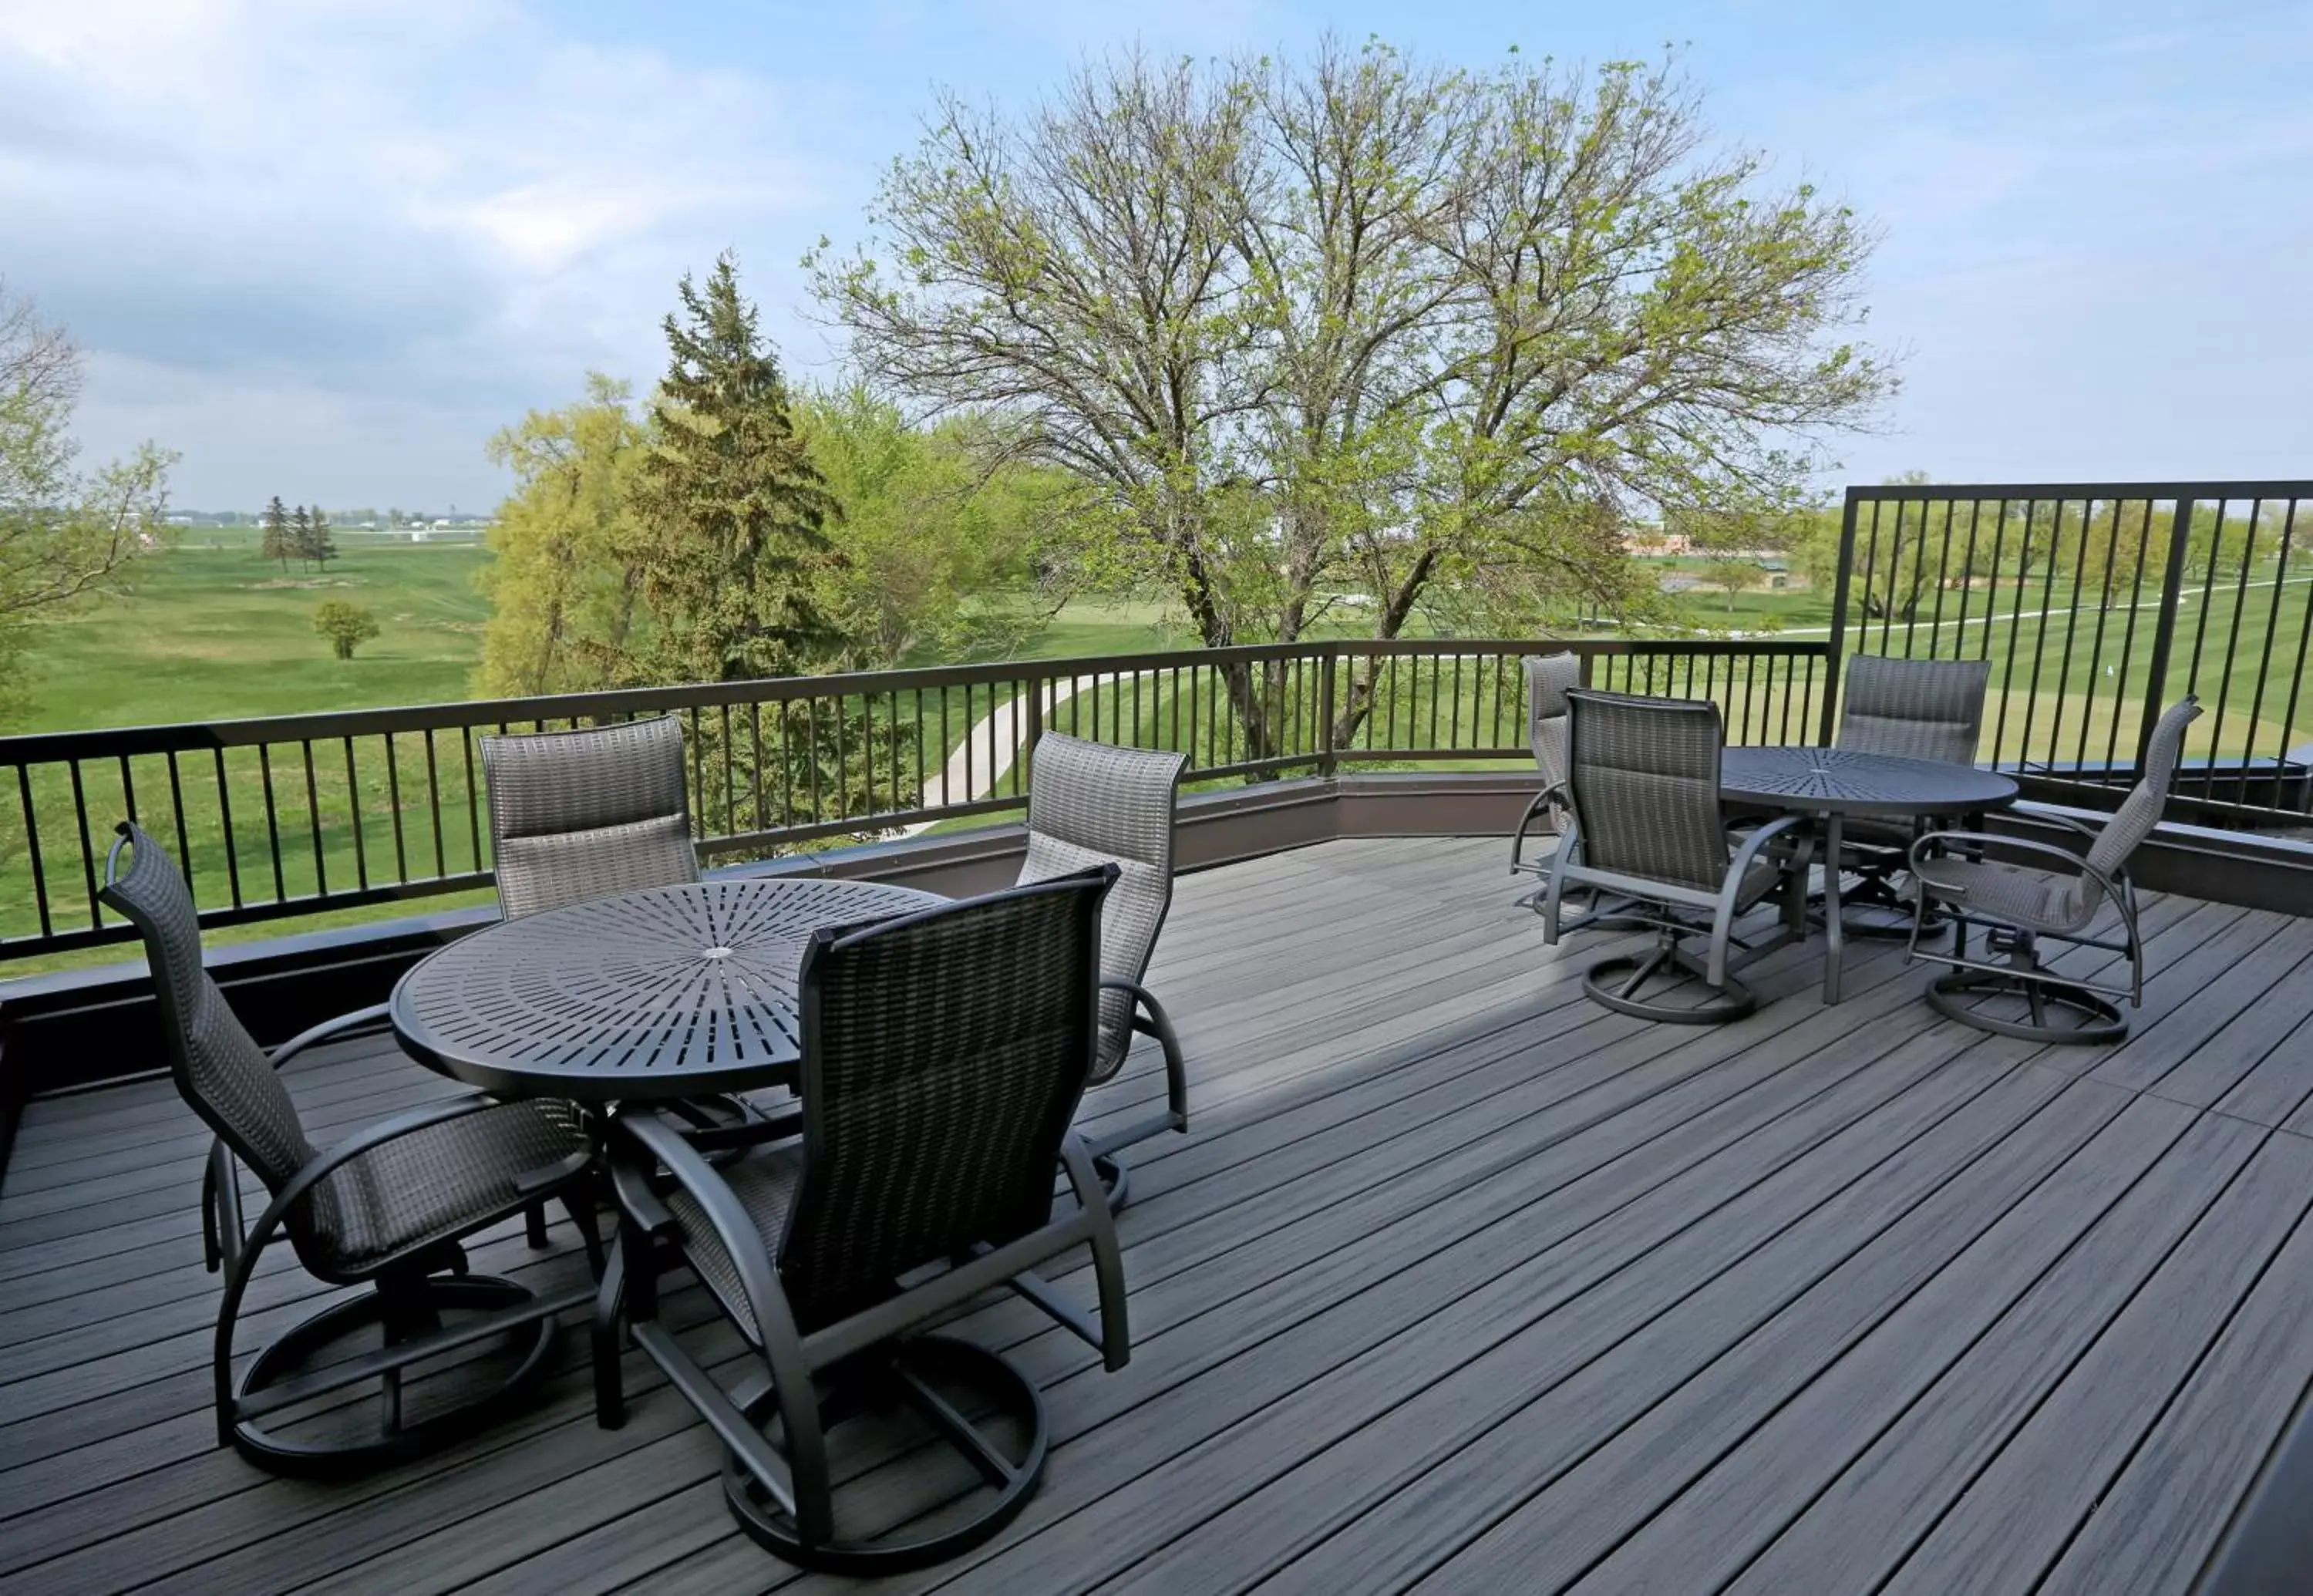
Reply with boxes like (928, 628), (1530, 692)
(722, 1334), (1049, 1574)
(1584, 939), (1757, 1025)
(1924, 966), (2127, 1045)
(228, 1274), (557, 1475)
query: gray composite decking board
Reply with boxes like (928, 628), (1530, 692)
(1880, 1128), (2313, 1596)
(1226, 1072), (2141, 1596)
(2222, 1005), (2313, 1132)
(2034, 1196), (2313, 1596)
(0, 837), (2308, 1596)
(1715, 1109), (2278, 1591)
(254, 934), (1949, 1596)
(2086, 913), (2313, 1101)
(1581, 1107), (2274, 1594)
(2139, 940), (2313, 1111)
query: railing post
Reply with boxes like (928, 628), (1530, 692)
(1318, 647), (1338, 778)
(2133, 496), (2199, 780)
(1820, 487), (1863, 744)
(1021, 670), (1045, 796)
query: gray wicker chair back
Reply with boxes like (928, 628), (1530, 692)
(1564, 690), (1733, 896)
(1837, 655), (1993, 766)
(1525, 652), (1581, 824)
(780, 867), (1116, 1329)
(2086, 696), (2202, 884)
(99, 823), (318, 1194)
(481, 716), (699, 918)
(1020, 732), (1186, 1083)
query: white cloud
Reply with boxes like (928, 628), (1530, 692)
(0, 0), (827, 505)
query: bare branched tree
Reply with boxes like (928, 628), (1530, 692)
(816, 42), (1895, 755)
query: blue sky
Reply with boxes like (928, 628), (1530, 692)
(2, 0), (2308, 509)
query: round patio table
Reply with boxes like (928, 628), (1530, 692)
(391, 877), (944, 1102)
(1721, 746), (2018, 1005)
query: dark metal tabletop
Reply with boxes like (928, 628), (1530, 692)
(391, 877), (944, 1101)
(1722, 746), (2019, 817)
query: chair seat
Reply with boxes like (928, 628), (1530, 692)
(1912, 854), (2091, 934)
(309, 1100), (588, 1272)
(1839, 813), (1921, 852)
(665, 1143), (803, 1343)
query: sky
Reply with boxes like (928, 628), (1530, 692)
(2, 0), (2308, 511)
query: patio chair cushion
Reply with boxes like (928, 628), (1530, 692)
(306, 1099), (588, 1271)
(493, 813), (700, 921)
(664, 1143), (803, 1345)
(1911, 854), (2090, 935)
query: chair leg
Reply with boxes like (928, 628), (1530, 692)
(524, 1200), (550, 1250)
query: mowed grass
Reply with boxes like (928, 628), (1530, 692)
(15, 543), (497, 732)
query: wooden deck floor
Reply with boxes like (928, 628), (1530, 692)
(6, 836), (2313, 1594)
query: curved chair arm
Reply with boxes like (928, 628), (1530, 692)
(1509, 782), (1570, 874)
(266, 1002), (393, 1071)
(611, 1109), (830, 1531)
(1102, 975), (1186, 1135)
(1907, 830), (2130, 921)
(210, 1090), (589, 1436)
(1703, 813), (1808, 987)
(1055, 1133), (1131, 1372)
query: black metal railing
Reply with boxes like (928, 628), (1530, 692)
(1826, 480), (2313, 828)
(0, 638), (1827, 961)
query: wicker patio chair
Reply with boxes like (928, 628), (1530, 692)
(1015, 731), (1190, 1210)
(99, 822), (600, 1473)
(1544, 690), (1806, 1022)
(1508, 652), (1581, 904)
(1905, 695), (2200, 1043)
(1830, 655), (1994, 935)
(593, 867), (1132, 1574)
(480, 715), (699, 919)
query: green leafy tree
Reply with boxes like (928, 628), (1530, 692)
(311, 599), (379, 659)
(0, 279), (176, 720)
(259, 495), (294, 570)
(800, 386), (1062, 666)
(816, 42), (1893, 755)
(625, 253), (840, 684)
(474, 374), (650, 696)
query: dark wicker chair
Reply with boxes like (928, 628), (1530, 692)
(480, 715), (699, 919)
(594, 867), (1132, 1574)
(99, 822), (600, 1473)
(1830, 655), (1994, 935)
(1905, 696), (2200, 1043)
(1015, 731), (1189, 1210)
(1544, 691), (1805, 1022)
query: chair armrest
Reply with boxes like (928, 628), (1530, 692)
(232, 1092), (541, 1272)
(1727, 812), (1807, 878)
(1910, 830), (2127, 905)
(1509, 783), (1569, 872)
(613, 1111), (797, 1346)
(267, 1002), (392, 1071)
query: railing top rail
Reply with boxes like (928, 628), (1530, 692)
(1844, 480), (2313, 504)
(0, 637), (1827, 763)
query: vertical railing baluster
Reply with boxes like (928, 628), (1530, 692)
(462, 726), (483, 874)
(383, 734), (406, 885)
(2243, 499), (2303, 813)
(422, 729), (445, 878)
(67, 760), (100, 930)
(256, 744), (287, 902)
(166, 751), (193, 895)
(19, 765), (52, 940)
(301, 740), (326, 897)
(344, 737), (369, 891)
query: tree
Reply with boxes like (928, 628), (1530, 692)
(0, 279), (176, 719)
(305, 506), (337, 567)
(815, 42), (1893, 756)
(625, 253), (840, 684)
(288, 505), (314, 571)
(474, 374), (650, 696)
(258, 496), (294, 570)
(800, 386), (1063, 667)
(312, 599), (379, 659)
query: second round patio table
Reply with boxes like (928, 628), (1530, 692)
(1721, 746), (2018, 1005)
(392, 877), (944, 1103)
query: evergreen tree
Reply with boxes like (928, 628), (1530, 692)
(625, 253), (840, 684)
(289, 504), (315, 571)
(259, 496), (293, 571)
(307, 506), (337, 567)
